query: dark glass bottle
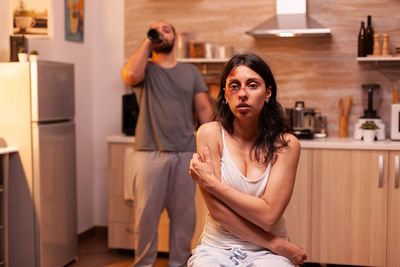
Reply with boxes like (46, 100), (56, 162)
(364, 15), (374, 55)
(358, 21), (366, 57)
(147, 29), (163, 43)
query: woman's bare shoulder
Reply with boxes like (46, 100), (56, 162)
(197, 121), (221, 140)
(282, 133), (301, 152)
(196, 122), (223, 152)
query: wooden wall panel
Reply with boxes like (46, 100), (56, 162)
(125, 0), (400, 137)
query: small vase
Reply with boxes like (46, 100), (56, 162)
(363, 129), (376, 143)
(18, 53), (28, 62)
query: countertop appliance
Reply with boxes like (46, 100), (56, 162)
(391, 78), (400, 140)
(122, 92), (139, 136)
(354, 83), (386, 140)
(285, 101), (315, 139)
(391, 104), (400, 140)
(0, 61), (78, 266)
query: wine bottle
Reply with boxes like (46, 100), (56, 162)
(358, 21), (366, 57)
(365, 15), (374, 55)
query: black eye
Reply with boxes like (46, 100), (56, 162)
(228, 83), (240, 92)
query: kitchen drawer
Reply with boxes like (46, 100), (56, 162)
(108, 143), (134, 197)
(108, 169), (124, 197)
(108, 196), (134, 222)
(108, 222), (135, 249)
(108, 203), (170, 252)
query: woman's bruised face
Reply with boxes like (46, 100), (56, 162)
(225, 65), (271, 117)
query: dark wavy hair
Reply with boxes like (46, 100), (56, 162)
(215, 53), (290, 165)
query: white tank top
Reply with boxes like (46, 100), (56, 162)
(200, 125), (289, 250)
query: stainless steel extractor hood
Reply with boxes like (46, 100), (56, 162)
(246, 0), (331, 37)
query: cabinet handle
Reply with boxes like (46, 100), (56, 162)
(126, 227), (134, 234)
(395, 155), (399, 189)
(125, 199), (134, 207)
(378, 154), (384, 188)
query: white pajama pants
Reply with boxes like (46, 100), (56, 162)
(187, 243), (296, 267)
(130, 151), (196, 267)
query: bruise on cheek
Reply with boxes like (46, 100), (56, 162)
(225, 68), (239, 96)
(225, 90), (234, 97)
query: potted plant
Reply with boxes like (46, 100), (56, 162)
(360, 121), (379, 143)
(18, 47), (28, 62)
(29, 50), (38, 62)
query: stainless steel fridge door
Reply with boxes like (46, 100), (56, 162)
(32, 121), (78, 267)
(31, 61), (75, 122)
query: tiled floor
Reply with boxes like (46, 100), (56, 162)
(67, 228), (168, 267)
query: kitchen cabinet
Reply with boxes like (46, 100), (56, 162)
(107, 142), (207, 252)
(387, 152), (400, 267)
(285, 138), (400, 266)
(308, 148), (400, 267)
(311, 149), (388, 266)
(285, 148), (312, 257)
(107, 143), (170, 251)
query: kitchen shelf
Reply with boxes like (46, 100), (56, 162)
(357, 56), (400, 62)
(177, 58), (228, 63)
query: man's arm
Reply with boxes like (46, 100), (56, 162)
(194, 92), (213, 124)
(121, 38), (152, 86)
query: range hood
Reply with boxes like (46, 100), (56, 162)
(246, 0), (331, 37)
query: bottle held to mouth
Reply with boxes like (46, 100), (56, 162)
(147, 29), (163, 43)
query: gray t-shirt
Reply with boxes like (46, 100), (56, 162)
(134, 62), (209, 152)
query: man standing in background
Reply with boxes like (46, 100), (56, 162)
(121, 20), (213, 267)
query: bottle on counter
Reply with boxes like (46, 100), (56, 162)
(382, 33), (390, 56)
(365, 15), (374, 55)
(358, 21), (366, 57)
(373, 33), (381, 56)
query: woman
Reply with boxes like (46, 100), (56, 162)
(188, 53), (307, 266)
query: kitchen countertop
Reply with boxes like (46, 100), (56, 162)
(107, 134), (400, 150)
(300, 137), (400, 150)
(0, 147), (18, 155)
(106, 135), (136, 144)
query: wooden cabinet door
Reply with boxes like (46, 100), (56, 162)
(108, 143), (134, 198)
(285, 148), (312, 259)
(311, 149), (388, 266)
(107, 143), (206, 252)
(387, 152), (400, 267)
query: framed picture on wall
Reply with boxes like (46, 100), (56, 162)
(11, 0), (50, 38)
(65, 0), (84, 43)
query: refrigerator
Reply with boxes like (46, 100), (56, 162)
(0, 60), (78, 266)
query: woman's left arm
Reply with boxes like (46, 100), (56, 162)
(197, 134), (300, 232)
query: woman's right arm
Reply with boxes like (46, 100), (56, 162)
(190, 123), (306, 265)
